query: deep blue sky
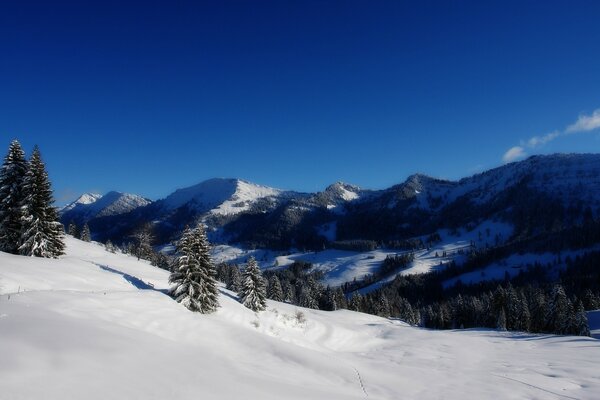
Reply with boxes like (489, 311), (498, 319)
(1, 1), (600, 203)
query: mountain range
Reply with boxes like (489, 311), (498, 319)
(60, 153), (600, 250)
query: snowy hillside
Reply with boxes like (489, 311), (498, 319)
(60, 191), (151, 224)
(1, 238), (599, 399)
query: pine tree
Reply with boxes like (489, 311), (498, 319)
(282, 280), (295, 303)
(0, 140), (28, 254)
(546, 284), (571, 334)
(169, 225), (220, 313)
(573, 301), (590, 337)
(67, 221), (79, 238)
(81, 223), (91, 242)
(239, 256), (267, 312)
(19, 146), (65, 258)
(227, 266), (242, 293)
(497, 307), (507, 331)
(348, 292), (363, 312)
(299, 284), (319, 309)
(267, 275), (284, 302)
(376, 292), (391, 317)
(105, 239), (115, 253)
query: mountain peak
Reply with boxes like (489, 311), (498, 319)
(62, 193), (102, 212)
(162, 178), (283, 215)
(60, 191), (151, 224)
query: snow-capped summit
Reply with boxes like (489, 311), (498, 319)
(324, 182), (362, 202)
(162, 178), (283, 216)
(60, 191), (151, 224)
(61, 193), (102, 212)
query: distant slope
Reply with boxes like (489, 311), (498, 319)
(0, 238), (598, 399)
(60, 191), (151, 225)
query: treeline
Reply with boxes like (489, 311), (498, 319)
(349, 250), (600, 336)
(217, 261), (348, 311)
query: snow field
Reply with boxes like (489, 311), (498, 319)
(1, 237), (599, 399)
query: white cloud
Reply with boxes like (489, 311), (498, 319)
(501, 107), (600, 163)
(502, 146), (527, 163)
(526, 130), (561, 148)
(566, 109), (600, 133)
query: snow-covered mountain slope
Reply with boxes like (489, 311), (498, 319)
(211, 219), (514, 288)
(61, 192), (102, 212)
(60, 191), (151, 224)
(162, 178), (286, 216)
(1, 238), (599, 399)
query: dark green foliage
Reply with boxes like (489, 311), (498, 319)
(267, 275), (284, 302)
(0, 140), (28, 254)
(19, 146), (65, 258)
(81, 223), (91, 242)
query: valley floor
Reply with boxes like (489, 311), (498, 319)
(1, 238), (599, 399)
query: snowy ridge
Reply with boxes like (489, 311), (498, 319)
(1, 238), (599, 399)
(60, 191), (151, 223)
(162, 178), (284, 216)
(61, 193), (102, 212)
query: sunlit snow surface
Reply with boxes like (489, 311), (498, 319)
(1, 237), (599, 399)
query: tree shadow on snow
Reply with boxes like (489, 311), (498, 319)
(96, 264), (169, 294)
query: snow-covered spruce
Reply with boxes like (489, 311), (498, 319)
(267, 274), (284, 302)
(169, 224), (219, 313)
(18, 146), (65, 258)
(0, 140), (28, 254)
(80, 223), (91, 242)
(239, 256), (267, 312)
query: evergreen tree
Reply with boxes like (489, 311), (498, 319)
(169, 225), (220, 313)
(267, 274), (284, 302)
(348, 292), (363, 312)
(228, 266), (242, 293)
(299, 284), (319, 309)
(67, 221), (79, 238)
(81, 223), (91, 242)
(0, 140), (28, 254)
(573, 301), (590, 337)
(376, 292), (391, 317)
(239, 256), (267, 312)
(282, 280), (295, 303)
(105, 239), (115, 253)
(18, 146), (65, 258)
(497, 307), (507, 331)
(132, 222), (154, 260)
(546, 284), (570, 334)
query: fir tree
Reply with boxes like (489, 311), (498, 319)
(299, 285), (319, 309)
(67, 221), (79, 238)
(282, 280), (295, 303)
(81, 223), (91, 242)
(497, 308), (507, 331)
(267, 275), (284, 302)
(19, 146), (65, 258)
(239, 256), (267, 312)
(348, 292), (363, 312)
(227, 266), (242, 293)
(573, 301), (590, 337)
(0, 140), (28, 254)
(169, 225), (220, 313)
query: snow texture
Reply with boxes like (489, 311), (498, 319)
(1, 238), (599, 399)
